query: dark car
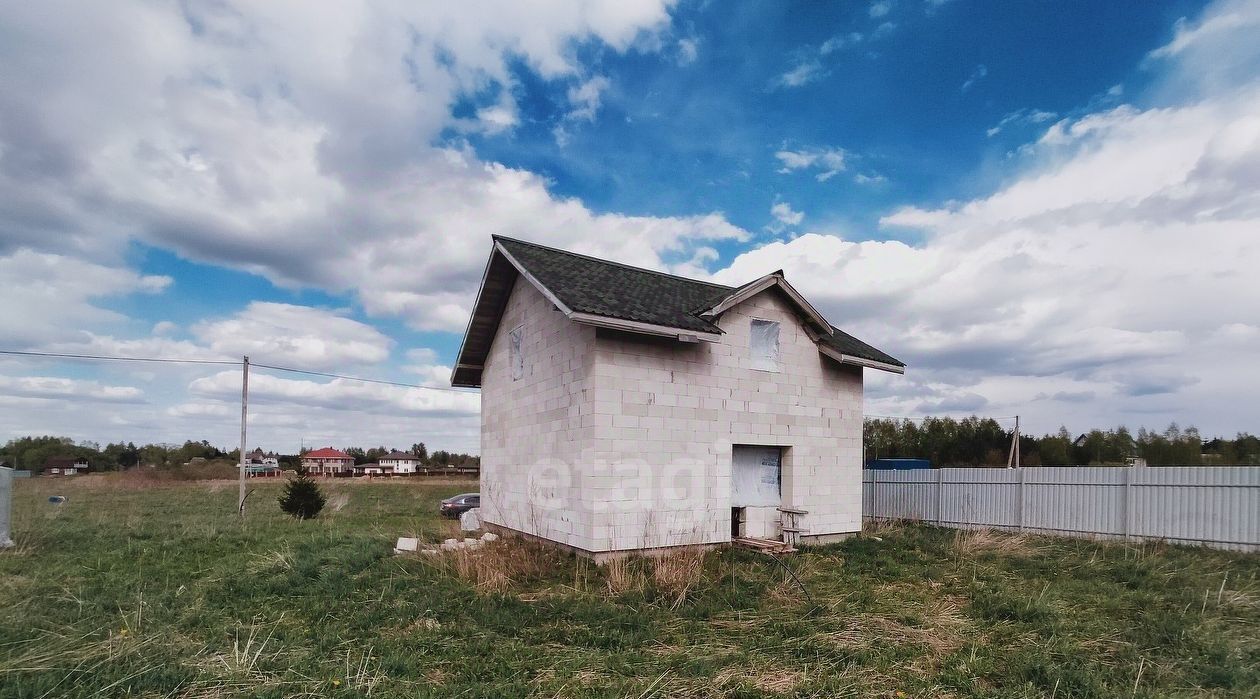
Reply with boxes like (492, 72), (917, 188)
(439, 493), (480, 518)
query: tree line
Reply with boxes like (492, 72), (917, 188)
(864, 417), (1260, 467)
(0, 436), (478, 474)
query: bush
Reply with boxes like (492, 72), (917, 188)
(277, 469), (326, 519)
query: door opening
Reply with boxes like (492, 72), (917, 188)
(731, 445), (783, 540)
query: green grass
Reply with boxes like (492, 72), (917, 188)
(1, 476), (1257, 698)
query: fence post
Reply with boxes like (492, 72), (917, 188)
(935, 468), (943, 525)
(872, 468), (880, 522)
(1017, 467), (1026, 532)
(1122, 467), (1132, 542)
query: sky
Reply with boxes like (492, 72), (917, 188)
(2, 0), (1259, 454)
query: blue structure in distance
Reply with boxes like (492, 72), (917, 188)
(865, 458), (932, 470)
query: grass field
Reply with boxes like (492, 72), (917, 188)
(1, 475), (1257, 698)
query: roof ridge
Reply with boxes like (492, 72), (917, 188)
(493, 235), (735, 292)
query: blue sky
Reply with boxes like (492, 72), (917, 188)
(1, 0), (1258, 453)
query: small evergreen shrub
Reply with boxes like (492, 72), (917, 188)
(278, 468), (327, 519)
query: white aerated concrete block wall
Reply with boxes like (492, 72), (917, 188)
(480, 277), (596, 550)
(480, 283), (864, 555)
(584, 289), (863, 552)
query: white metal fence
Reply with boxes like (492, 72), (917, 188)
(863, 466), (1260, 552)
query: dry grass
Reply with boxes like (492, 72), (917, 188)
(953, 527), (1040, 557)
(821, 595), (969, 665)
(651, 545), (706, 608)
(326, 492), (351, 513)
(863, 517), (912, 536)
(602, 555), (644, 595)
(441, 538), (569, 594)
(713, 665), (805, 694)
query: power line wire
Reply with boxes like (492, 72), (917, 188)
(0, 349), (478, 394)
(250, 362), (477, 394)
(0, 349), (238, 365)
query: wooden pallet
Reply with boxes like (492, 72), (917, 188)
(734, 536), (797, 555)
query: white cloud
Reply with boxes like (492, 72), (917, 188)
(769, 201), (805, 229)
(0, 250), (171, 348)
(820, 32), (864, 54)
(961, 64), (988, 92)
(0, 375), (145, 404)
(189, 370), (478, 418)
(870, 1), (893, 18)
(854, 172), (887, 185)
(403, 348), (454, 387)
(677, 37), (699, 65)
(1148, 1), (1260, 59)
(1145, 0), (1260, 98)
(192, 302), (393, 369)
(986, 108), (1058, 137)
(565, 75), (611, 122)
(775, 59), (825, 88)
(715, 78), (1260, 434)
(775, 147), (847, 181)
(0, 0), (738, 336)
(476, 101), (519, 135)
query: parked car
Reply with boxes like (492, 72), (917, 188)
(439, 493), (480, 518)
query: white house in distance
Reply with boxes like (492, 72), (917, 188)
(376, 450), (422, 475)
(452, 236), (904, 558)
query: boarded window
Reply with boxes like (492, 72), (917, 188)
(509, 324), (524, 380)
(731, 445), (782, 507)
(750, 319), (780, 372)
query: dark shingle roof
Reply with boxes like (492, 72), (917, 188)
(380, 451), (419, 460)
(496, 237), (902, 367)
(820, 325), (904, 368)
(496, 237), (728, 334)
(453, 236), (902, 385)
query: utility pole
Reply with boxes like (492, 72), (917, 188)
(1007, 415), (1021, 469)
(1014, 415), (1020, 469)
(238, 355), (249, 516)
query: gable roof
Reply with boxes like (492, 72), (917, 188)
(497, 236), (729, 334)
(380, 450), (420, 461)
(452, 236), (903, 386)
(304, 447), (351, 459)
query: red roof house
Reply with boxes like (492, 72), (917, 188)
(301, 447), (354, 476)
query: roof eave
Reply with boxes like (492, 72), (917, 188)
(450, 241), (509, 387)
(816, 344), (906, 374)
(569, 312), (722, 343)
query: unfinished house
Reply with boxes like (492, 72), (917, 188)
(452, 236), (903, 557)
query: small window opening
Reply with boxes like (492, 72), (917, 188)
(509, 324), (524, 380)
(750, 319), (781, 372)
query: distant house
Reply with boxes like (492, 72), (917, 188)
(359, 461), (394, 477)
(377, 451), (423, 475)
(44, 457), (89, 476)
(244, 448), (282, 477)
(301, 447), (354, 477)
